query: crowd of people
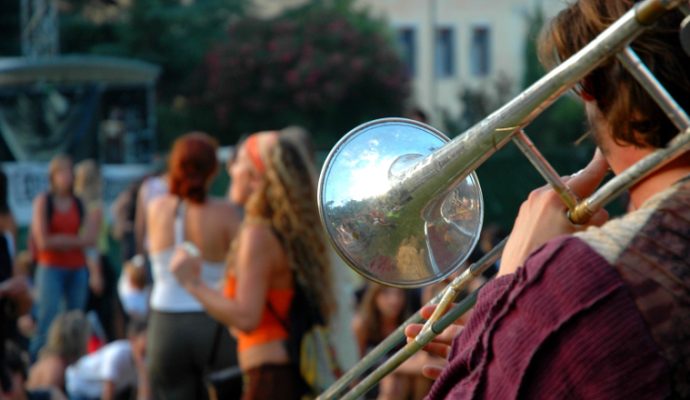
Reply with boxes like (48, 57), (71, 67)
(0, 126), (437, 400)
(2, 0), (690, 399)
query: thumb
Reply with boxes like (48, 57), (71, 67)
(566, 149), (610, 199)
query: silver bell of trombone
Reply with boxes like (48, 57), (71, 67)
(318, 118), (483, 288)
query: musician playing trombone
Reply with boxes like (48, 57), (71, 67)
(407, 0), (690, 398)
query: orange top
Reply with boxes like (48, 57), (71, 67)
(36, 198), (86, 269)
(223, 275), (294, 352)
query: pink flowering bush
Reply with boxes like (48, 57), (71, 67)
(202, 5), (410, 147)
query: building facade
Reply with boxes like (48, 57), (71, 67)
(358, 0), (567, 126)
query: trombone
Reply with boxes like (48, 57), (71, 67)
(317, 0), (690, 398)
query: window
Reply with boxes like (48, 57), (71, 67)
(435, 27), (455, 78)
(470, 26), (491, 77)
(398, 27), (416, 77)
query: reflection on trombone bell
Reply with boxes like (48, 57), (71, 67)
(319, 119), (484, 288)
(317, 0), (690, 398)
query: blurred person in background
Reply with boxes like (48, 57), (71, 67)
(117, 254), (150, 322)
(29, 155), (95, 358)
(74, 160), (119, 341)
(0, 169), (17, 248)
(0, 168), (31, 363)
(353, 284), (437, 400)
(172, 132), (337, 400)
(66, 319), (150, 400)
(73, 160), (105, 297)
(1, 342), (66, 400)
(26, 310), (89, 395)
(134, 157), (169, 258)
(146, 132), (240, 400)
(111, 179), (143, 263)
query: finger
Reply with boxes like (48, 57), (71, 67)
(420, 305), (437, 320)
(436, 323), (463, 343)
(566, 149), (610, 198)
(421, 342), (451, 359)
(406, 319), (462, 339)
(422, 365), (445, 380)
(404, 323), (422, 339)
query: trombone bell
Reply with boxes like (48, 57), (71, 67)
(318, 118), (483, 288)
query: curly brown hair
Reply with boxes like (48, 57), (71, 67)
(244, 136), (337, 323)
(538, 0), (690, 148)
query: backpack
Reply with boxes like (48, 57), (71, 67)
(28, 192), (85, 262)
(45, 192), (85, 226)
(269, 279), (343, 398)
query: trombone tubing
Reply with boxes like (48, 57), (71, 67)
(617, 46), (690, 130)
(317, 240), (506, 400)
(340, 292), (479, 400)
(512, 130), (580, 210)
(392, 0), (683, 210)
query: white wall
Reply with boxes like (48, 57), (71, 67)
(359, 0), (570, 128)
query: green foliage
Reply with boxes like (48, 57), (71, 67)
(59, 0), (405, 148)
(200, 2), (410, 147)
(156, 102), (219, 151)
(521, 5), (545, 89)
(442, 72), (514, 136)
(60, 0), (248, 100)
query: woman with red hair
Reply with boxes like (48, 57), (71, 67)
(172, 131), (337, 400)
(145, 132), (241, 399)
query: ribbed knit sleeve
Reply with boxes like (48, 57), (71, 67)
(426, 236), (670, 400)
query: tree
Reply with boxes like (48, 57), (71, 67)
(521, 5), (545, 89)
(520, 5), (584, 149)
(199, 2), (410, 147)
(60, 0), (248, 100)
(442, 72), (514, 136)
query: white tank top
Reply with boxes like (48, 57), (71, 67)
(150, 201), (225, 312)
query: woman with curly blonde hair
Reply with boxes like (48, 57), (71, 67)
(173, 131), (337, 400)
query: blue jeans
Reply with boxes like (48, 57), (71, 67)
(30, 265), (88, 358)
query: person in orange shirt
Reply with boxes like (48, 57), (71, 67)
(172, 132), (337, 400)
(30, 155), (97, 358)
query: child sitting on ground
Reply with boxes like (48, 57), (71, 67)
(66, 319), (149, 400)
(26, 310), (89, 393)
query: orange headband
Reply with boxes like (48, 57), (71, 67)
(244, 135), (266, 174)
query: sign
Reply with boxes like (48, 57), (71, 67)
(1, 162), (151, 226)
